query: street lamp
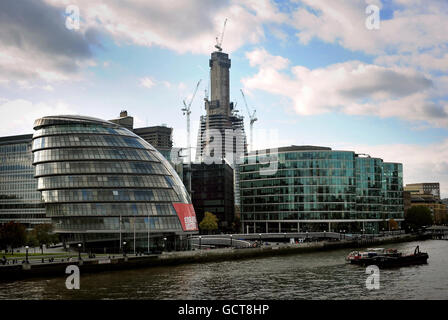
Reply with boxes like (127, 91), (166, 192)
(323, 230), (326, 239)
(198, 236), (202, 250)
(343, 230), (346, 240)
(259, 233), (262, 245)
(306, 231), (308, 241)
(230, 234), (233, 247)
(78, 243), (82, 261)
(163, 237), (167, 251)
(25, 246), (29, 264)
(123, 241), (127, 257)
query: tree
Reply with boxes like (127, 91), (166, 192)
(405, 206), (433, 232)
(29, 224), (59, 254)
(199, 212), (219, 234)
(0, 222), (27, 254)
(232, 215), (241, 234)
(232, 206), (241, 233)
(26, 232), (39, 249)
(388, 218), (399, 230)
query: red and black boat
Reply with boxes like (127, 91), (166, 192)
(346, 246), (429, 268)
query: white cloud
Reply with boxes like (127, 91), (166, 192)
(291, 0), (448, 54)
(43, 0), (288, 55)
(0, 98), (75, 136)
(374, 50), (448, 72)
(242, 48), (447, 126)
(139, 77), (173, 89)
(334, 139), (448, 198)
(139, 77), (156, 89)
(290, 0), (448, 75)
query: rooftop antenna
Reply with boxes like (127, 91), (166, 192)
(215, 18), (228, 52)
(240, 89), (258, 152)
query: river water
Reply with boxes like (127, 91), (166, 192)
(0, 240), (447, 300)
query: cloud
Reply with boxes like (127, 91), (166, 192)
(0, 0), (99, 85)
(291, 0), (448, 54)
(242, 48), (447, 126)
(0, 98), (75, 136)
(374, 49), (448, 72)
(291, 0), (448, 74)
(139, 77), (156, 89)
(43, 0), (288, 55)
(334, 139), (448, 198)
(139, 77), (173, 89)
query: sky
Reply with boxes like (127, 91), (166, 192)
(1, 0), (448, 196)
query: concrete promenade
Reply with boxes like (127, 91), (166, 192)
(0, 233), (430, 281)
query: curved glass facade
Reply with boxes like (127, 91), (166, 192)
(240, 146), (404, 233)
(32, 115), (198, 250)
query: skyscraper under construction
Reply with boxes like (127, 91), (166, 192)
(195, 49), (246, 206)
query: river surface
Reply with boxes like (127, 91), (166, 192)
(0, 240), (447, 300)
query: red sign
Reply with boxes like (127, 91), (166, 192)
(173, 203), (198, 231)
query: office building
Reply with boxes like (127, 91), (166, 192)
(31, 115), (197, 251)
(110, 111), (173, 160)
(405, 183), (447, 224)
(240, 145), (404, 234)
(0, 134), (48, 228)
(404, 183), (440, 199)
(133, 126), (173, 160)
(185, 162), (235, 233)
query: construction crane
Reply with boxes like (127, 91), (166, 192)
(215, 18), (228, 52)
(182, 79), (201, 163)
(232, 102), (239, 115)
(240, 89), (258, 152)
(181, 79), (201, 196)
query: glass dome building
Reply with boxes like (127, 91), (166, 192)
(31, 115), (198, 251)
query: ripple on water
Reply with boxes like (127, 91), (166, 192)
(0, 240), (447, 299)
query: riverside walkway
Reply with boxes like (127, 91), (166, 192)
(0, 232), (428, 281)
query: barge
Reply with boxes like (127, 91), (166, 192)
(346, 246), (428, 268)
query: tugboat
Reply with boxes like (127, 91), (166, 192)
(346, 246), (428, 268)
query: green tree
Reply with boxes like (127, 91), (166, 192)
(26, 232), (39, 249)
(199, 212), (219, 234)
(29, 224), (59, 254)
(0, 222), (27, 254)
(405, 206), (433, 232)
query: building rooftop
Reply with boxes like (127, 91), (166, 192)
(246, 145), (332, 155)
(0, 134), (33, 144)
(33, 115), (120, 130)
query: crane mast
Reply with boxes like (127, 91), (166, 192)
(215, 18), (228, 52)
(240, 89), (258, 152)
(181, 79), (201, 196)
